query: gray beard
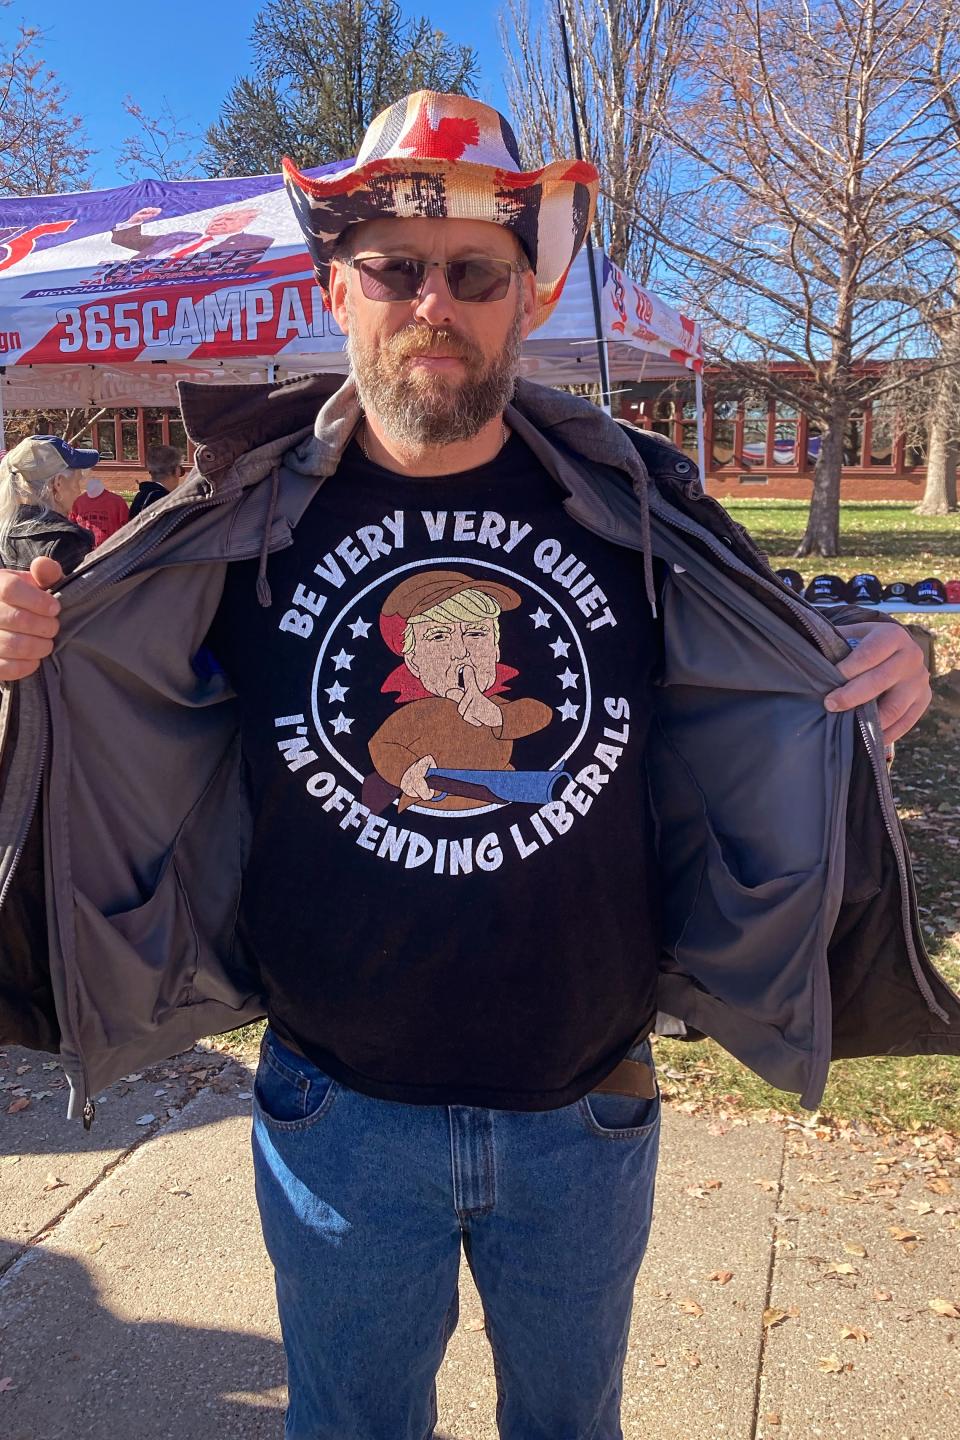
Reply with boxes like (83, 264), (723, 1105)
(346, 306), (523, 448)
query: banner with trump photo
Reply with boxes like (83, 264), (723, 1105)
(0, 170), (701, 386)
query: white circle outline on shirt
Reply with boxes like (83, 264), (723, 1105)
(308, 555), (593, 819)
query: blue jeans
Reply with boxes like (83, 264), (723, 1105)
(251, 1027), (660, 1440)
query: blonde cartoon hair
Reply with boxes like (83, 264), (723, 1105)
(403, 587), (501, 656)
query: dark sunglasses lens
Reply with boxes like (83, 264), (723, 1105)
(357, 257), (424, 301)
(447, 258), (512, 302)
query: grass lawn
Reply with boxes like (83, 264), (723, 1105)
(212, 500), (960, 1134)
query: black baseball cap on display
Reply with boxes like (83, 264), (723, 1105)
(847, 573), (882, 604)
(775, 568), (805, 594)
(804, 574), (847, 605)
(911, 577), (947, 605)
(882, 580), (911, 601)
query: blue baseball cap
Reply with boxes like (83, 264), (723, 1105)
(35, 435), (100, 470)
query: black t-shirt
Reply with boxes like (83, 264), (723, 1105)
(208, 435), (664, 1110)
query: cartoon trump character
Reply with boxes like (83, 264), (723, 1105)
(366, 570), (552, 813)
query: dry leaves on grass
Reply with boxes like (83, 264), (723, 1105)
(929, 1297), (960, 1319)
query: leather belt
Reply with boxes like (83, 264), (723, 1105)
(591, 1057), (658, 1101)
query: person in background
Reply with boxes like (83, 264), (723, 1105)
(71, 467), (129, 547)
(0, 435), (99, 573)
(129, 443), (183, 518)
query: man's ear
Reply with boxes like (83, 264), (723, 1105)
(518, 266), (538, 341)
(328, 260), (351, 334)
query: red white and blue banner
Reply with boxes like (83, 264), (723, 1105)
(0, 169), (702, 404)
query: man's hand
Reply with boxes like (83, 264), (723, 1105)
(0, 558), (63, 681)
(824, 621), (931, 743)
(400, 753), (438, 802)
(446, 665), (502, 729)
(122, 207), (161, 226)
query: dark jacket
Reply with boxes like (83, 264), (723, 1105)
(0, 372), (957, 1126)
(128, 480), (171, 519)
(0, 504), (94, 574)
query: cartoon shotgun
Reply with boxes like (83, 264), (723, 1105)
(361, 768), (572, 815)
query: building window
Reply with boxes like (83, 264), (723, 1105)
(843, 412), (864, 467)
(869, 402), (894, 467)
(743, 393), (768, 465)
(94, 413), (117, 460)
(712, 398), (736, 467)
(773, 400), (798, 466)
(680, 400), (699, 460)
(168, 414), (188, 459)
(651, 397), (674, 439)
(145, 407), (166, 452)
(120, 408), (140, 462)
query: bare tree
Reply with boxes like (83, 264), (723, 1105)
(646, 0), (960, 556)
(912, 5), (960, 514)
(499, 0), (699, 283)
(117, 98), (202, 182)
(0, 17), (92, 195)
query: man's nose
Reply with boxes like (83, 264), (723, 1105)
(413, 266), (457, 326)
(449, 627), (468, 659)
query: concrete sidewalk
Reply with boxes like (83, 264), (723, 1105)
(1, 1044), (958, 1440)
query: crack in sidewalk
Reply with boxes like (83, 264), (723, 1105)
(749, 1126), (789, 1440)
(0, 1055), (240, 1284)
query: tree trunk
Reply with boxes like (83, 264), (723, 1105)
(915, 401), (955, 514)
(795, 408), (846, 557)
(947, 442), (958, 510)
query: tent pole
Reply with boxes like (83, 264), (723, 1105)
(695, 368), (707, 491)
(557, 2), (611, 415)
(0, 368), (5, 451)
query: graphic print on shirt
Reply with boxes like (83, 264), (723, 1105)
(270, 505), (634, 878)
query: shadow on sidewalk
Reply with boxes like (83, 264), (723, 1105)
(0, 1243), (287, 1439)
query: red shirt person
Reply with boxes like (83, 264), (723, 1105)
(71, 484), (129, 547)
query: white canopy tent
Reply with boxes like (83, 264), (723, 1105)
(0, 170), (705, 468)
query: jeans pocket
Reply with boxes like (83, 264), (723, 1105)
(579, 1041), (661, 1139)
(253, 1029), (339, 1131)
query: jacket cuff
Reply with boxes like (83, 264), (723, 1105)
(821, 604), (901, 627)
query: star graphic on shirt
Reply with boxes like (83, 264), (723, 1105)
(330, 712), (354, 735)
(557, 699), (580, 722)
(548, 636), (570, 659)
(325, 681), (348, 704)
(332, 648), (354, 671)
(557, 668), (579, 690)
(348, 616), (371, 639)
(530, 606), (552, 629)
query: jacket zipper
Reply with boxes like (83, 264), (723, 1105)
(574, 495), (950, 1022)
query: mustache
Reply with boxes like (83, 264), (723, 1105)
(385, 325), (482, 367)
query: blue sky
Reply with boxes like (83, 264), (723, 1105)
(23, 0), (514, 188)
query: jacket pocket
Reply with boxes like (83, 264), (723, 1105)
(70, 736), (251, 1043)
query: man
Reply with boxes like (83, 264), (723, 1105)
(367, 569), (552, 812)
(0, 92), (952, 1440)
(110, 204), (272, 261)
(128, 443), (183, 518)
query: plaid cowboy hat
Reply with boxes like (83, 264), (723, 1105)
(281, 90), (599, 331)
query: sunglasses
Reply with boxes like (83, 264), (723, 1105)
(344, 254), (522, 304)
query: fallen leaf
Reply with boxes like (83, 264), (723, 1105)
(755, 1178), (779, 1193)
(134, 1113), (156, 1126)
(705, 1178), (723, 1190)
(840, 1326), (870, 1343)
(708, 1270), (734, 1285)
(678, 1299), (704, 1318)
(0, 1377), (14, 1392)
(887, 1226), (918, 1243)
(765, 1412), (782, 1426)
(6, 1097), (29, 1114)
(824, 1262), (859, 1277)
(686, 1186), (709, 1199)
(772, 1236), (796, 1251)
(684, 1351), (701, 1368)
(817, 1354), (853, 1374)
(237, 1091), (253, 1101)
(929, 1297), (960, 1319)
(842, 1242), (867, 1258)
(873, 1289), (893, 1302)
(122, 1073), (143, 1082)
(463, 1318), (485, 1332)
(763, 1307), (790, 1329)
(652, 1354), (667, 1368)
(41, 1060), (59, 1071)
(926, 1178), (953, 1196)
(86, 1239), (104, 1255)
(15, 1064), (30, 1075)
(41, 1174), (66, 1192)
